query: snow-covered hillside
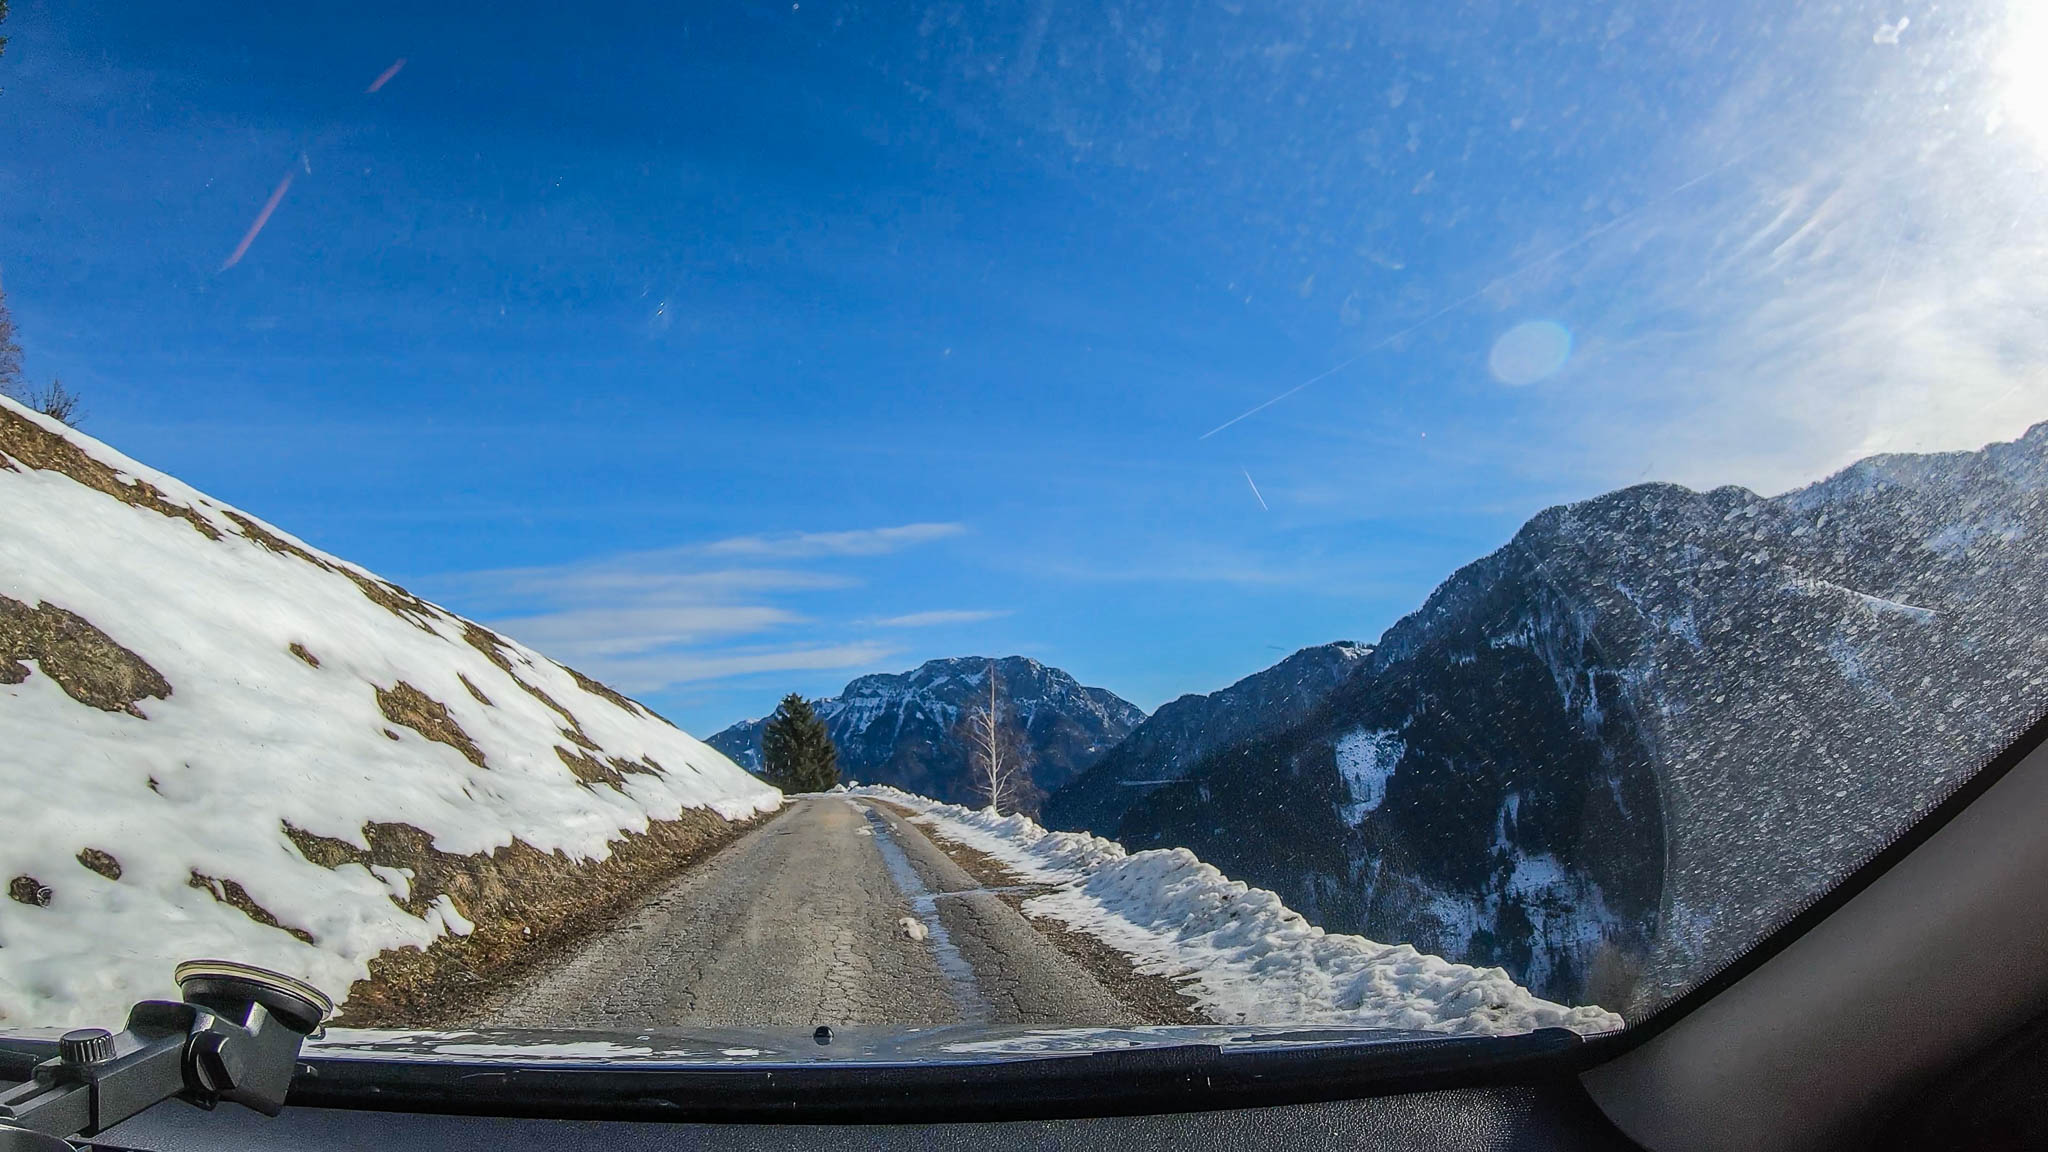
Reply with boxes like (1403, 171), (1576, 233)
(855, 786), (1620, 1037)
(0, 398), (781, 1027)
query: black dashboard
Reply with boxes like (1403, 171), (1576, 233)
(92, 1079), (1640, 1151)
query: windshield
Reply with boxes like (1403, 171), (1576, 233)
(2, 0), (2046, 1062)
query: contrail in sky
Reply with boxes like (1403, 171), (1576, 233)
(366, 58), (407, 93)
(219, 171), (294, 270)
(1242, 468), (1269, 511)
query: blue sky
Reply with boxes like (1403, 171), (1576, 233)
(3, 0), (2045, 733)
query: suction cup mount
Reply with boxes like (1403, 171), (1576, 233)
(0, 959), (332, 1147)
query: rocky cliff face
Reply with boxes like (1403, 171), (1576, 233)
(710, 656), (1145, 811)
(1097, 425), (2048, 1015)
(1042, 641), (1369, 836)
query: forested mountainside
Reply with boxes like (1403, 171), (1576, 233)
(1078, 425), (2048, 1014)
(1044, 641), (1369, 835)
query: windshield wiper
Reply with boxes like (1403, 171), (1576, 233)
(0, 984), (1586, 1130)
(279, 1024), (1584, 1123)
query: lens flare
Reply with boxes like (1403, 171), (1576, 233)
(1487, 320), (1573, 386)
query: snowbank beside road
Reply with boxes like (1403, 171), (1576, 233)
(0, 398), (781, 1027)
(853, 786), (1623, 1036)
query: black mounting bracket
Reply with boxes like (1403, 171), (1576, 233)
(0, 960), (332, 1150)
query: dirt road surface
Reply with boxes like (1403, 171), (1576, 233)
(483, 796), (1147, 1030)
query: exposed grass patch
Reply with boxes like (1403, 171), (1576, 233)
(223, 510), (327, 568)
(289, 642), (320, 668)
(556, 746), (625, 789)
(458, 674), (492, 706)
(375, 681), (485, 768)
(220, 508), (450, 637)
(461, 622), (596, 735)
(554, 745), (663, 790)
(343, 570), (441, 633)
(187, 871), (316, 945)
(76, 848), (122, 881)
(555, 745), (620, 788)
(564, 666), (645, 719)
(0, 594), (172, 717)
(8, 875), (51, 907)
(288, 808), (769, 1027)
(0, 404), (221, 540)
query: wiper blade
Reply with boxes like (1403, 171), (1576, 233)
(274, 1025), (1584, 1123)
(301, 1023), (1440, 1065)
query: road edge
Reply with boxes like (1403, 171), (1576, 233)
(870, 800), (1214, 1027)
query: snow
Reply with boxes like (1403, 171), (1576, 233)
(1851, 590), (1938, 624)
(852, 786), (1623, 1037)
(1332, 727), (1403, 825)
(0, 397), (781, 1027)
(1924, 517), (2025, 559)
(1783, 574), (1938, 624)
(315, 1034), (666, 1061)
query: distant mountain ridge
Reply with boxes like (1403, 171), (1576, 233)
(1043, 641), (1370, 835)
(1053, 424), (2048, 1015)
(709, 656), (1144, 810)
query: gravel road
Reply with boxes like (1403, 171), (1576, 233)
(483, 796), (1142, 1029)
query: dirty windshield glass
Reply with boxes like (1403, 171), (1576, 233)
(3, 0), (2047, 1054)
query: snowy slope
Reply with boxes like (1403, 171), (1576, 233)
(0, 398), (781, 1027)
(855, 786), (1620, 1037)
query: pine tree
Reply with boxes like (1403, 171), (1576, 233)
(760, 693), (838, 793)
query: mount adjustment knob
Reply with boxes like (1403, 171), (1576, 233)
(58, 1028), (114, 1067)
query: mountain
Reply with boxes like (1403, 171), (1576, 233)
(1042, 641), (1371, 835)
(710, 656), (1145, 810)
(1089, 425), (2048, 1016)
(0, 397), (780, 1026)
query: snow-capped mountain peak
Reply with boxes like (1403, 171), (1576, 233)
(710, 655), (1144, 810)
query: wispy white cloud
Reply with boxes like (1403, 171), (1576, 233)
(701, 522), (966, 558)
(453, 564), (847, 603)
(437, 523), (962, 698)
(871, 609), (1011, 628)
(492, 605), (803, 661)
(581, 643), (901, 694)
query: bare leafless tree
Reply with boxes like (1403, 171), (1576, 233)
(0, 279), (24, 399)
(958, 661), (1032, 813)
(18, 378), (82, 426)
(0, 278), (84, 427)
